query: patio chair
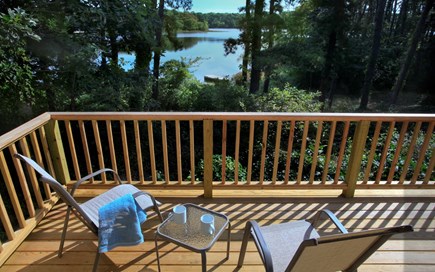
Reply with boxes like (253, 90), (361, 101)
(15, 153), (163, 271)
(237, 209), (413, 272)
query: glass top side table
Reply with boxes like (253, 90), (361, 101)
(154, 203), (231, 272)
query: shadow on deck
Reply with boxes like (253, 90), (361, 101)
(2, 190), (434, 272)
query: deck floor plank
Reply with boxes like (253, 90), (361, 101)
(1, 193), (434, 271)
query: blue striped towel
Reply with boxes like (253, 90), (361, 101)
(98, 194), (147, 253)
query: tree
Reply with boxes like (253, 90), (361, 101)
(359, 0), (387, 110)
(249, 0), (265, 93)
(315, 0), (345, 108)
(391, 0), (434, 104)
(152, 0), (192, 100)
(263, 0), (279, 93)
(0, 8), (40, 133)
(242, 0), (252, 85)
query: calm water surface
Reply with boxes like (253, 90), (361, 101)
(120, 28), (243, 81)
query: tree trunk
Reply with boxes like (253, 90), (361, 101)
(359, 0), (387, 110)
(394, 0), (409, 36)
(319, 31), (337, 103)
(109, 30), (119, 65)
(391, 0), (434, 104)
(152, 0), (165, 100)
(388, 0), (398, 38)
(242, 0), (252, 85)
(320, 0), (344, 105)
(263, 0), (276, 93)
(135, 42), (152, 70)
(249, 0), (264, 94)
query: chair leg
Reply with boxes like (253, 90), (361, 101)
(237, 221), (253, 268)
(155, 204), (164, 222)
(58, 206), (72, 258)
(93, 251), (101, 272)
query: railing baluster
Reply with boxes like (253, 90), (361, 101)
(284, 120), (295, 184)
(19, 137), (44, 208)
(235, 120), (241, 185)
(120, 121), (131, 183)
(189, 120), (195, 184)
(375, 122), (396, 184)
(92, 120), (106, 183)
(0, 193), (15, 240)
(297, 121), (309, 184)
(363, 121), (382, 184)
(309, 121), (323, 184)
(176, 120), (182, 184)
(424, 147), (435, 184)
(147, 121), (157, 184)
(221, 120), (227, 184)
(65, 121), (81, 181)
(334, 121), (350, 184)
(322, 121), (336, 184)
(29, 131), (51, 197)
(387, 121), (409, 183)
(272, 121), (282, 184)
(38, 126), (57, 180)
(0, 151), (26, 228)
(247, 120), (254, 185)
(203, 120), (213, 198)
(161, 120), (170, 184)
(259, 120), (269, 184)
(9, 144), (36, 217)
(106, 121), (118, 173)
(399, 122), (422, 183)
(134, 120), (144, 184)
(411, 122), (434, 183)
(79, 120), (93, 182)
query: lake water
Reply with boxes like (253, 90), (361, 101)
(119, 28), (243, 81)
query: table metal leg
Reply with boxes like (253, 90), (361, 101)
(201, 251), (207, 272)
(155, 235), (161, 272)
(226, 221), (231, 260)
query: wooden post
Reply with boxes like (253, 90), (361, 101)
(203, 120), (213, 198)
(342, 121), (370, 198)
(45, 120), (70, 185)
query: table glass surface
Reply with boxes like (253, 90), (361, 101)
(157, 204), (228, 250)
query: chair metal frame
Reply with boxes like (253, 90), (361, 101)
(15, 153), (163, 272)
(237, 209), (413, 272)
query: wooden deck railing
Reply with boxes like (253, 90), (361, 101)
(0, 112), (434, 265)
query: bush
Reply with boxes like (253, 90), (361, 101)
(255, 84), (323, 112)
(194, 155), (247, 182)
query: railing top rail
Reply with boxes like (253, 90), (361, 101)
(0, 113), (51, 151)
(49, 112), (435, 121)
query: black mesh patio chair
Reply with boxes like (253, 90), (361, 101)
(237, 209), (413, 272)
(15, 153), (163, 271)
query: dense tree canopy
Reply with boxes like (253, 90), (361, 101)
(0, 0), (434, 134)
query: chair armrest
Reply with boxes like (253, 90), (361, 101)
(312, 209), (348, 234)
(132, 191), (164, 222)
(249, 221), (274, 272)
(70, 168), (122, 196)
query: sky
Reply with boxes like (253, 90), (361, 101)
(190, 0), (246, 13)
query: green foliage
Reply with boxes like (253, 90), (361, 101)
(195, 12), (242, 28)
(256, 84), (323, 112)
(172, 11), (208, 31)
(76, 67), (151, 112)
(195, 155), (247, 182)
(0, 8), (39, 95)
(0, 8), (40, 133)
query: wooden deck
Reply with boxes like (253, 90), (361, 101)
(1, 190), (434, 272)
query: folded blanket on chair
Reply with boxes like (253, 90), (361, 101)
(98, 194), (147, 253)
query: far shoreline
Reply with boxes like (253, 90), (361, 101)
(178, 28), (238, 34)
